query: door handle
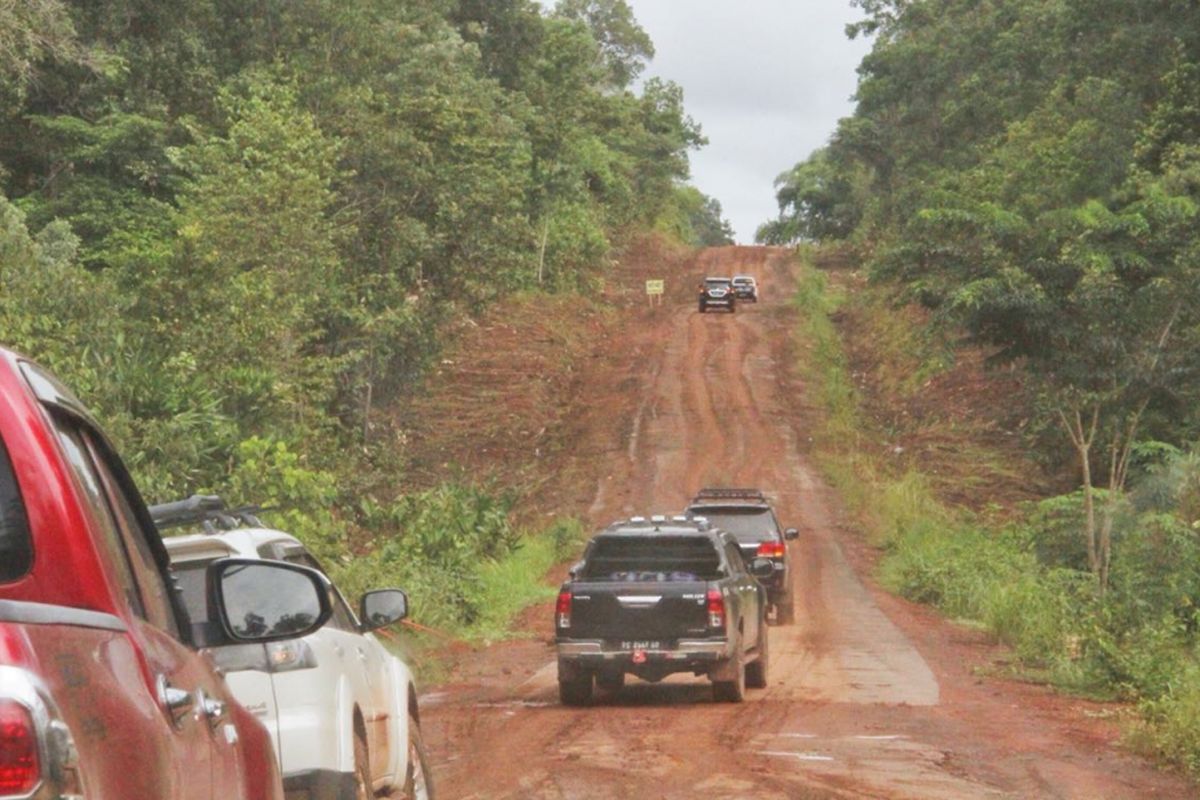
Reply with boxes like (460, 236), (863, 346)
(156, 675), (195, 728)
(197, 690), (227, 730)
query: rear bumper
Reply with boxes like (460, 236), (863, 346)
(282, 769), (357, 800)
(557, 639), (732, 662)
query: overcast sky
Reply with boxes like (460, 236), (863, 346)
(621, 1), (872, 242)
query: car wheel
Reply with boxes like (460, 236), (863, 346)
(746, 623), (769, 689)
(559, 673), (593, 706)
(712, 651), (745, 703)
(399, 712), (434, 800)
(353, 728), (372, 800)
(774, 590), (796, 625)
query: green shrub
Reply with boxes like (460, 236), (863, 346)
(1136, 661), (1200, 775)
(792, 241), (1200, 774)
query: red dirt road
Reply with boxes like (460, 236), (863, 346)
(421, 247), (1194, 799)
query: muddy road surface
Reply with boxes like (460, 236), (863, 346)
(422, 247), (1192, 799)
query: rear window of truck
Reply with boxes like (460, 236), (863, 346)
(581, 536), (723, 581)
(690, 507), (778, 542)
(0, 437), (32, 582)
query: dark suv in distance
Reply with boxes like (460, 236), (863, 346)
(698, 277), (736, 313)
(685, 488), (798, 623)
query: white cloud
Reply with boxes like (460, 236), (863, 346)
(534, 1), (871, 241)
(624, 0), (871, 241)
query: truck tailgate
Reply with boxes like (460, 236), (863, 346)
(568, 581), (711, 641)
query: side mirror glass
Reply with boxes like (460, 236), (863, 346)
(568, 560), (585, 578)
(360, 589), (409, 631)
(784, 528), (799, 541)
(749, 557), (775, 579)
(209, 559), (331, 643)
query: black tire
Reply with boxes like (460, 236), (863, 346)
(596, 672), (625, 692)
(399, 712), (434, 800)
(746, 623), (769, 689)
(712, 651), (746, 703)
(559, 673), (593, 706)
(353, 727), (372, 800)
(774, 590), (796, 626)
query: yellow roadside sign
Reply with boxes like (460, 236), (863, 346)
(645, 279), (664, 295)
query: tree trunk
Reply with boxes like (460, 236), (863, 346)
(537, 219), (550, 285)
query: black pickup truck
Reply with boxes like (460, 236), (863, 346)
(555, 516), (772, 705)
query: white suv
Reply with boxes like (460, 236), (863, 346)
(158, 498), (433, 800)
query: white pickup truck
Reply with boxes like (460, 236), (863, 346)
(158, 498), (432, 800)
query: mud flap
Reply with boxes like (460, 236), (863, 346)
(709, 654), (741, 683)
(557, 659), (587, 682)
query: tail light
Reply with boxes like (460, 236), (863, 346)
(707, 588), (725, 629)
(0, 701), (38, 795)
(757, 541), (786, 558)
(0, 667), (86, 799)
(556, 590), (572, 629)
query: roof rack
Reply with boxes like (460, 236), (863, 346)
(149, 494), (270, 534)
(693, 487), (766, 501)
(607, 515), (711, 533)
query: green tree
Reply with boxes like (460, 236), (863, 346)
(555, 0), (654, 89)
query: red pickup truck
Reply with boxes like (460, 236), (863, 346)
(0, 347), (333, 799)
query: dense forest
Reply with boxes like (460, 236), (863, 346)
(763, 0), (1200, 771)
(0, 0), (733, 627)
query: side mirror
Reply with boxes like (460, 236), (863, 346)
(784, 528), (799, 541)
(749, 557), (775, 580)
(568, 560), (585, 579)
(360, 589), (409, 631)
(208, 559), (332, 643)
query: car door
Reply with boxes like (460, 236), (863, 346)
(49, 416), (226, 800)
(357, 629), (401, 782)
(307, 556), (397, 784)
(722, 538), (760, 651)
(283, 551), (378, 764)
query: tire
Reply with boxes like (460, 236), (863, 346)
(712, 650), (746, 703)
(353, 728), (372, 800)
(559, 673), (593, 706)
(774, 590), (796, 626)
(746, 623), (769, 689)
(399, 712), (434, 800)
(596, 672), (625, 692)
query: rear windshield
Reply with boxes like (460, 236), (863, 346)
(705, 278), (730, 286)
(690, 507), (778, 542)
(0, 437), (32, 582)
(581, 536), (722, 581)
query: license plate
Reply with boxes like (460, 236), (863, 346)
(619, 640), (661, 651)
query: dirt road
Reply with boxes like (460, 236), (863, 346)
(421, 247), (1192, 799)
